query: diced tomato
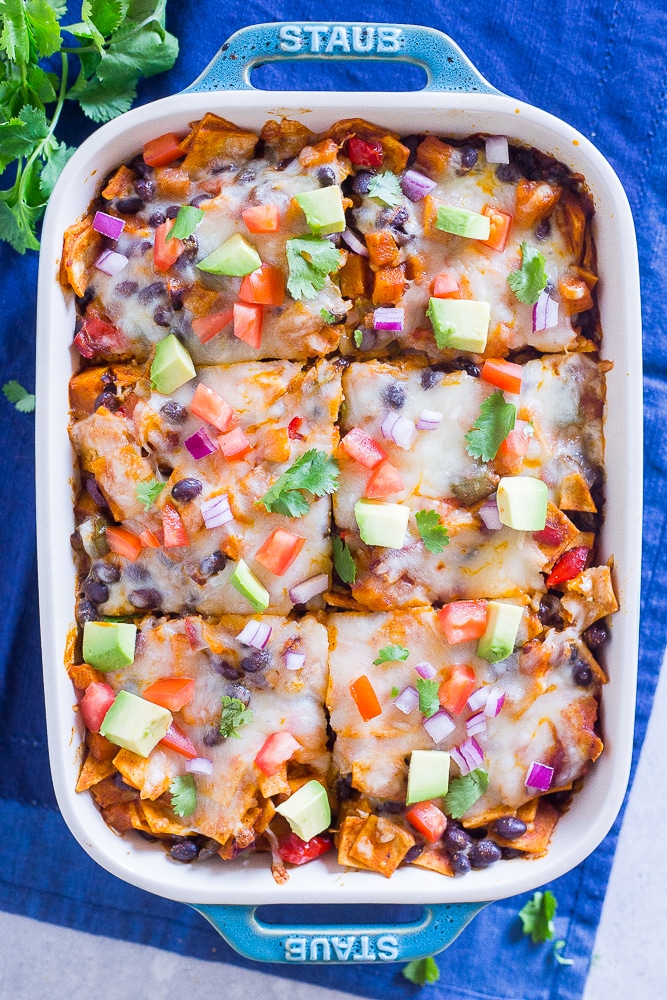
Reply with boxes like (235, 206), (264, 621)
(406, 801), (448, 843)
(233, 301), (263, 349)
(497, 420), (532, 459)
(349, 675), (382, 722)
(242, 204), (280, 233)
(139, 528), (161, 548)
(105, 525), (142, 562)
(533, 513), (568, 547)
(217, 426), (251, 458)
(191, 309), (234, 344)
(340, 427), (387, 470)
(254, 731), (302, 776)
(481, 359), (523, 395)
(432, 272), (461, 299)
(348, 136), (383, 168)
(143, 132), (184, 168)
(255, 528), (306, 576)
(546, 546), (589, 588)
(80, 682), (116, 733)
(438, 663), (477, 716)
(239, 264), (285, 307)
(74, 316), (126, 359)
(190, 383), (236, 432)
(277, 832), (332, 865)
(288, 416), (305, 440)
(482, 205), (512, 252)
(365, 461), (405, 498)
(153, 219), (184, 272)
(143, 677), (195, 712)
(438, 600), (488, 644)
(162, 502), (189, 547)
(160, 722), (198, 759)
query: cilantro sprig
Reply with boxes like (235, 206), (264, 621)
(0, 1), (178, 254)
(518, 890), (557, 943)
(507, 242), (548, 304)
(373, 644), (409, 665)
(416, 677), (440, 718)
(415, 509), (449, 554)
(367, 171), (403, 207)
(286, 236), (344, 300)
(169, 774), (196, 818)
(3, 379), (35, 412)
(332, 535), (356, 584)
(443, 768), (489, 819)
(219, 695), (254, 739)
(256, 449), (339, 518)
(553, 940), (573, 966)
(135, 477), (165, 511)
(167, 205), (204, 241)
(465, 390), (516, 462)
(402, 956), (440, 985)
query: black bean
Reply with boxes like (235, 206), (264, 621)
(444, 825), (473, 852)
(134, 178), (155, 202)
(456, 357), (481, 378)
(450, 851), (472, 875)
(160, 400), (188, 424)
(460, 145), (478, 169)
(169, 841), (199, 863)
(573, 662), (593, 686)
(356, 326), (377, 351)
(211, 162), (235, 174)
(100, 372), (116, 387)
(535, 218), (551, 241)
(584, 620), (610, 650)
(137, 830), (158, 841)
(128, 155), (153, 179)
(404, 844), (425, 863)
(93, 391), (120, 412)
(538, 594), (564, 629)
(92, 560), (121, 584)
(317, 166), (336, 187)
(76, 597), (98, 625)
(86, 478), (107, 507)
(199, 550), (227, 577)
(500, 846), (524, 860)
(568, 510), (600, 533)
(166, 205), (181, 219)
(203, 726), (224, 747)
(83, 578), (109, 604)
(326, 232), (342, 247)
(492, 817), (527, 840)
(420, 367), (440, 390)
(335, 774), (353, 800)
(138, 281), (166, 304)
(382, 382), (406, 410)
(181, 234), (199, 259)
(236, 167), (256, 183)
(171, 477), (202, 502)
(376, 801), (404, 815)
(149, 211), (166, 227)
(153, 306), (172, 327)
(169, 285), (185, 311)
(190, 193), (212, 207)
(469, 839), (502, 869)
(128, 588), (162, 609)
(197, 837), (223, 860)
(391, 228), (414, 246)
(392, 206), (409, 228)
(495, 162), (521, 183)
(113, 773), (135, 791)
(208, 655), (242, 680)
(226, 683), (251, 706)
(351, 171), (375, 195)
(76, 286), (95, 310)
(70, 530), (84, 553)
(241, 649), (270, 673)
(401, 134), (422, 164)
(116, 280), (139, 298)
(125, 562), (150, 581)
(116, 197), (144, 214)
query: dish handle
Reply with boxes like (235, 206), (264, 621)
(190, 902), (487, 964)
(184, 22), (499, 95)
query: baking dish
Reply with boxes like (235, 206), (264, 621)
(36, 21), (642, 963)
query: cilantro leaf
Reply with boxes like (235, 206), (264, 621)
(415, 509), (449, 554)
(286, 236), (344, 300)
(167, 205), (204, 241)
(443, 768), (489, 819)
(518, 890), (557, 943)
(320, 308), (337, 324)
(219, 695), (254, 739)
(39, 140), (75, 197)
(465, 390), (516, 462)
(391, 686), (399, 698)
(507, 242), (548, 305)
(256, 449), (339, 518)
(0, 105), (49, 170)
(332, 535), (356, 584)
(72, 72), (137, 123)
(402, 957), (440, 985)
(27, 0), (63, 58)
(3, 380), (35, 412)
(553, 940), (574, 966)
(416, 678), (440, 718)
(353, 329), (363, 348)
(135, 478), (165, 511)
(169, 774), (196, 817)
(0, 0), (30, 62)
(367, 171), (403, 208)
(374, 644), (409, 665)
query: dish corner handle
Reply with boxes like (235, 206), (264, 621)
(183, 22), (500, 94)
(190, 901), (487, 964)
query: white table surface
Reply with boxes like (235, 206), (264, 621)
(2, 652), (665, 1000)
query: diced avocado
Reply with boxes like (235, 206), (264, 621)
(497, 476), (548, 530)
(435, 205), (491, 240)
(406, 750), (451, 805)
(197, 233), (262, 276)
(354, 500), (410, 549)
(426, 298), (490, 352)
(295, 186), (346, 235)
(150, 335), (196, 395)
(82, 621), (136, 672)
(99, 690), (172, 757)
(275, 779), (331, 841)
(230, 559), (270, 612)
(477, 601), (524, 663)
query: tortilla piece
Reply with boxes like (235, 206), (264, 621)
(101, 800), (153, 834)
(90, 775), (138, 809)
(86, 730), (118, 762)
(180, 113), (258, 175)
(258, 766), (290, 799)
(60, 215), (103, 297)
(561, 566), (619, 630)
(410, 844), (454, 876)
(348, 814), (415, 878)
(336, 816), (373, 870)
(261, 119), (316, 160)
(76, 753), (116, 792)
(101, 165), (136, 200)
(140, 798), (197, 836)
(67, 662), (103, 690)
(559, 472), (598, 512)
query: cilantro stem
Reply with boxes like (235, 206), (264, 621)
(16, 52), (68, 215)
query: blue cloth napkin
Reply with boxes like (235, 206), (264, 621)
(0, 2), (663, 998)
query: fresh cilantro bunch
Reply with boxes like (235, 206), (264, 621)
(256, 448), (339, 518)
(0, 0), (179, 253)
(286, 236), (344, 300)
(465, 390), (516, 462)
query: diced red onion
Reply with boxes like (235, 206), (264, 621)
(450, 745), (470, 775)
(467, 687), (489, 712)
(285, 651), (306, 671)
(415, 660), (437, 680)
(484, 687), (506, 718)
(394, 685), (419, 714)
(456, 736), (485, 774)
(400, 169), (437, 202)
(93, 211), (125, 240)
(94, 249), (128, 276)
(423, 708), (456, 745)
(525, 761), (554, 791)
(485, 135), (509, 164)
(479, 495), (502, 531)
(341, 228), (369, 257)
(289, 573), (328, 605)
(185, 757), (213, 775)
(236, 620), (272, 650)
(381, 411), (417, 450)
(201, 494), (234, 529)
(184, 427), (218, 460)
(533, 290), (559, 332)
(416, 409), (443, 431)
(466, 711), (487, 737)
(86, 477), (106, 506)
(373, 307), (404, 332)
